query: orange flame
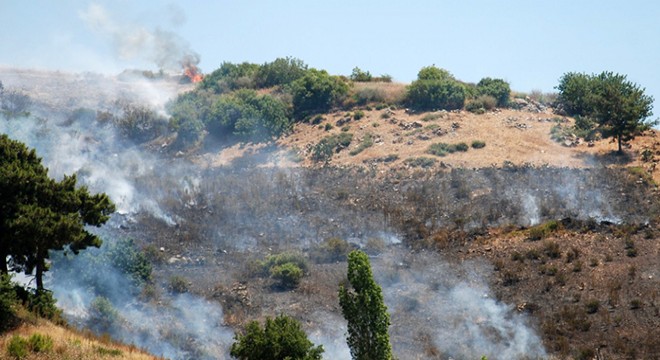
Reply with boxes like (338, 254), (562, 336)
(183, 64), (203, 83)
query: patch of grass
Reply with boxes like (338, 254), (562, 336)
(27, 333), (53, 353)
(627, 166), (656, 186)
(96, 346), (123, 356)
(527, 220), (560, 241)
(421, 113), (442, 121)
(426, 142), (469, 157)
(404, 157), (436, 168)
(349, 133), (374, 156)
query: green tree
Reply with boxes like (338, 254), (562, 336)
(350, 67), (373, 82)
(339, 250), (392, 360)
(0, 135), (115, 290)
(556, 72), (596, 116)
(230, 314), (324, 360)
(556, 71), (655, 153)
(590, 72), (655, 153)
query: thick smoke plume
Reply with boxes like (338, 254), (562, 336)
(79, 3), (200, 72)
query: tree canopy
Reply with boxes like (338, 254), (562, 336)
(230, 314), (323, 360)
(0, 135), (115, 290)
(339, 250), (392, 360)
(557, 71), (655, 152)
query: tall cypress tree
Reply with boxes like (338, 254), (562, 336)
(339, 250), (392, 360)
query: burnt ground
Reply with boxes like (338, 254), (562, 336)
(117, 165), (660, 360)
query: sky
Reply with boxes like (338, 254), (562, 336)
(1, 0), (659, 113)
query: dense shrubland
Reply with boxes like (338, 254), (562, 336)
(164, 61), (514, 150)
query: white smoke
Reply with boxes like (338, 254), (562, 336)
(79, 3), (200, 72)
(376, 253), (547, 359)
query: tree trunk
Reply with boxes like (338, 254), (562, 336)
(617, 132), (623, 153)
(0, 253), (7, 275)
(35, 256), (44, 290)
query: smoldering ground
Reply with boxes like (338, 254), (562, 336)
(2, 70), (657, 359)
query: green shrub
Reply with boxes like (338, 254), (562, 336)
(527, 220), (560, 241)
(208, 89), (292, 140)
(230, 314), (323, 360)
(270, 262), (304, 289)
(406, 79), (466, 111)
(261, 252), (310, 289)
(255, 57), (308, 88)
(89, 296), (120, 332)
(27, 290), (60, 321)
(324, 123), (333, 131)
(353, 110), (365, 120)
(168, 276), (190, 294)
(261, 252), (309, 275)
(0, 274), (17, 331)
(290, 69), (349, 117)
(471, 140), (486, 149)
(107, 238), (153, 284)
(426, 142), (469, 157)
(312, 237), (351, 263)
(7, 335), (29, 359)
(311, 133), (353, 162)
(199, 61), (260, 94)
(27, 333), (53, 353)
(112, 101), (167, 143)
(476, 77), (511, 107)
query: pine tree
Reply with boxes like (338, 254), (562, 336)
(339, 250), (392, 360)
(0, 135), (115, 290)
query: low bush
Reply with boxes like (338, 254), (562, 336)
(471, 140), (486, 149)
(311, 133), (353, 162)
(261, 252), (309, 289)
(312, 237), (351, 263)
(168, 276), (190, 294)
(7, 335), (29, 359)
(27, 333), (53, 353)
(270, 262), (304, 289)
(0, 274), (17, 331)
(465, 95), (497, 113)
(528, 220), (560, 241)
(427, 142), (469, 156)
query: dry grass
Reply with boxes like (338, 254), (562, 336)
(0, 316), (161, 360)
(352, 81), (407, 105)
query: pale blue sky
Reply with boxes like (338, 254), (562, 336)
(1, 1), (659, 112)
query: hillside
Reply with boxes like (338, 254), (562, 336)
(1, 67), (659, 359)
